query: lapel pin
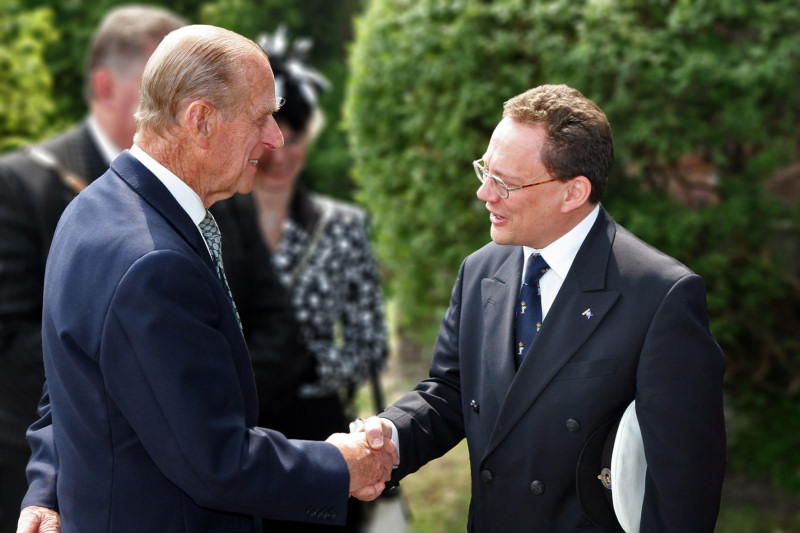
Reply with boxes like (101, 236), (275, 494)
(582, 308), (593, 319)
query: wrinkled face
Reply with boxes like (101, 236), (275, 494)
(210, 52), (284, 201)
(254, 121), (309, 193)
(476, 117), (566, 249)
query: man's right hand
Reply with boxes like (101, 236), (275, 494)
(360, 416), (395, 452)
(326, 430), (398, 501)
(17, 506), (60, 533)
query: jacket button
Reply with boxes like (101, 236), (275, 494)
(566, 418), (581, 432)
(470, 399), (480, 413)
(530, 480), (545, 495)
(480, 469), (493, 483)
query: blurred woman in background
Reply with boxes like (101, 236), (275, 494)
(214, 26), (389, 532)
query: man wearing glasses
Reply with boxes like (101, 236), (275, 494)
(355, 84), (726, 531)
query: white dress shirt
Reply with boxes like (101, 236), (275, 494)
(129, 145), (210, 252)
(522, 204), (599, 321)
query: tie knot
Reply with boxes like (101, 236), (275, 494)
(523, 254), (550, 286)
(199, 210), (221, 243)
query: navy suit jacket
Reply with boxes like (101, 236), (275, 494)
(31, 152), (349, 532)
(382, 208), (726, 532)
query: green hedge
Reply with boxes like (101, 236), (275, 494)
(346, 0), (800, 490)
(0, 0), (57, 151)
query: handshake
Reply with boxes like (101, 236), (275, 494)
(326, 416), (398, 501)
(16, 417), (400, 533)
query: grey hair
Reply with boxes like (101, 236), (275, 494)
(135, 25), (266, 135)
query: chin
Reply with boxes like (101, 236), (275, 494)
(489, 226), (510, 246)
(238, 175), (256, 194)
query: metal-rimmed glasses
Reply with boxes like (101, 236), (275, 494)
(473, 159), (559, 199)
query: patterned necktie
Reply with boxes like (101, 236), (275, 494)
(199, 210), (242, 330)
(515, 254), (550, 368)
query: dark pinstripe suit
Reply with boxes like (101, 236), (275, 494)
(0, 121), (106, 532)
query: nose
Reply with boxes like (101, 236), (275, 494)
(262, 115), (284, 150)
(476, 176), (499, 202)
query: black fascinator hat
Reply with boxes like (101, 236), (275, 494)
(257, 25), (330, 134)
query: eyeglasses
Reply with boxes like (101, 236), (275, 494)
(473, 159), (559, 199)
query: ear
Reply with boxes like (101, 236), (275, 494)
(91, 69), (114, 106)
(560, 176), (593, 213)
(184, 100), (216, 150)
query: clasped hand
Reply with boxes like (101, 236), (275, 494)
(16, 506), (60, 533)
(326, 416), (398, 501)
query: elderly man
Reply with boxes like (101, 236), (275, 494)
(362, 85), (726, 532)
(22, 24), (395, 533)
(0, 7), (186, 533)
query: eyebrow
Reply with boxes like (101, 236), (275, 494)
(253, 104), (275, 124)
(484, 161), (518, 184)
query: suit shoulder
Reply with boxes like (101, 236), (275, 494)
(612, 222), (695, 282)
(0, 147), (60, 202)
(0, 125), (92, 194)
(0, 146), (42, 178)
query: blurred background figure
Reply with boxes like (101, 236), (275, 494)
(211, 25), (389, 532)
(0, 6), (186, 532)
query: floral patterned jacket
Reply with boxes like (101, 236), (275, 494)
(272, 191), (388, 397)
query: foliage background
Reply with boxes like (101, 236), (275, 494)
(0, 0), (361, 195)
(0, 0), (58, 151)
(2, 0), (799, 529)
(346, 0), (800, 496)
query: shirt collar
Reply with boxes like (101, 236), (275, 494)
(87, 115), (123, 165)
(129, 144), (207, 225)
(523, 204), (600, 280)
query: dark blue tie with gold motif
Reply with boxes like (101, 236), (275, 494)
(515, 254), (550, 368)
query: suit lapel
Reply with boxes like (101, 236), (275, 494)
(109, 151), (213, 270)
(480, 248), (524, 413)
(48, 121), (109, 188)
(483, 209), (620, 457)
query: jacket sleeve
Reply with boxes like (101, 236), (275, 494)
(636, 273), (727, 532)
(21, 383), (59, 511)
